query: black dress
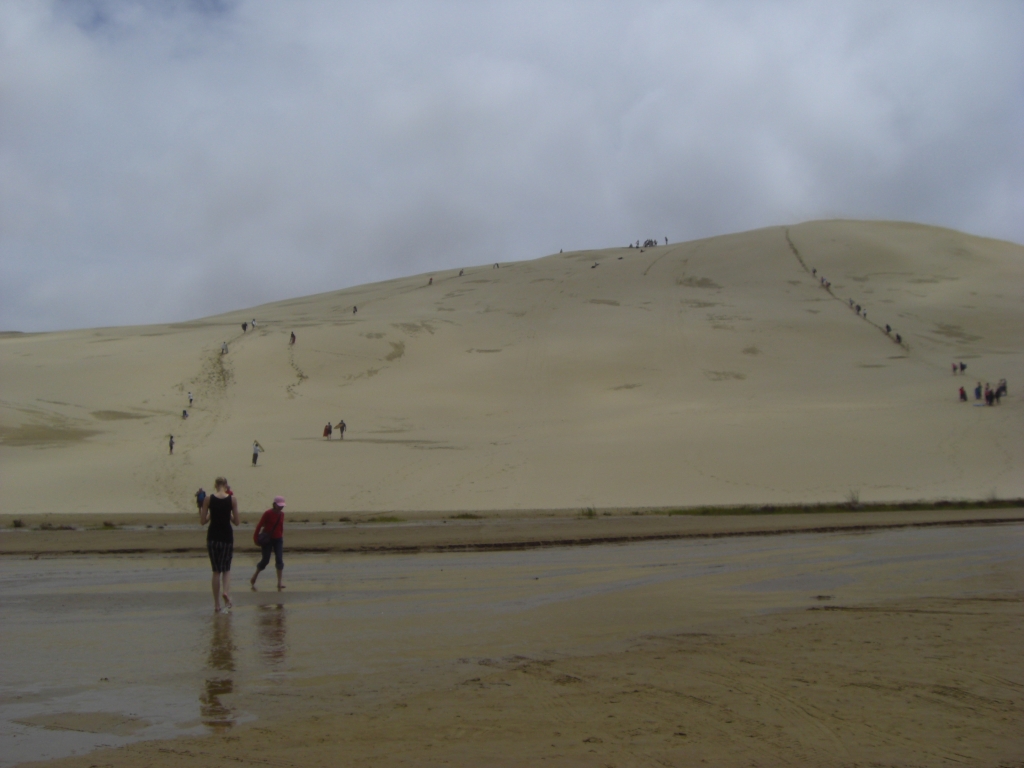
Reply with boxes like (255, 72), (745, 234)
(207, 495), (234, 572)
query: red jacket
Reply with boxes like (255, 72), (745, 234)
(254, 508), (284, 544)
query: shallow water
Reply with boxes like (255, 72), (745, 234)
(1, 523), (1020, 766)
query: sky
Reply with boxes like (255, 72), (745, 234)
(2, 1), (1023, 332)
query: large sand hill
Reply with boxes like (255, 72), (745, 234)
(2, 220), (1022, 515)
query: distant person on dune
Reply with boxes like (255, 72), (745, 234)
(975, 382), (982, 400)
(959, 362), (966, 373)
(221, 342), (228, 354)
(335, 420), (346, 440)
(169, 435), (174, 455)
(252, 319), (257, 328)
(353, 306), (357, 314)
(195, 487), (206, 511)
(188, 391), (193, 406)
(182, 409), (188, 419)
(242, 322), (247, 332)
(290, 332), (296, 345)
(250, 496), (286, 592)
(959, 386), (967, 401)
(885, 324), (891, 334)
(323, 422), (332, 440)
(428, 277), (433, 285)
(952, 363), (957, 375)
(252, 440), (264, 466)
(201, 477), (239, 613)
(895, 334), (902, 344)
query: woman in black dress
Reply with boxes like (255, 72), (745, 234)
(200, 477), (240, 612)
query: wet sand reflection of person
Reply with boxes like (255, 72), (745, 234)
(257, 604), (287, 668)
(200, 614), (236, 731)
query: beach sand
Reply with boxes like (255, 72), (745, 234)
(3, 522), (1021, 767)
(3, 220), (1023, 765)
(2, 220), (1022, 515)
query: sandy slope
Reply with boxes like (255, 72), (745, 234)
(1, 220), (1021, 514)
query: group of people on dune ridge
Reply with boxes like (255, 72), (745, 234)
(959, 379), (1007, 405)
(323, 419), (347, 440)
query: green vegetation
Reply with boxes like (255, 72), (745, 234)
(580, 507), (597, 519)
(366, 515), (403, 523)
(664, 498), (1024, 517)
(449, 513), (483, 520)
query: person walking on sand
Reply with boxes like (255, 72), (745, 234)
(959, 386), (967, 402)
(169, 435), (175, 455)
(201, 477), (239, 613)
(195, 487), (206, 512)
(290, 332), (296, 345)
(252, 440), (264, 466)
(188, 391), (193, 406)
(323, 422), (332, 440)
(242, 322), (247, 332)
(251, 496), (286, 592)
(221, 342), (228, 355)
(335, 419), (346, 440)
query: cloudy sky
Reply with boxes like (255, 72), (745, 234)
(2, 1), (1022, 331)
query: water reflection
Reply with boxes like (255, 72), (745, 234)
(200, 613), (236, 731)
(256, 604), (287, 668)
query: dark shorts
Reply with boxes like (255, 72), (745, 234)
(256, 538), (284, 571)
(208, 540), (234, 573)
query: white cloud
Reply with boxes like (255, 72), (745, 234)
(2, 0), (1022, 330)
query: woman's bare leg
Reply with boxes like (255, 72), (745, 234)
(250, 567), (260, 589)
(211, 572), (222, 612)
(276, 567), (284, 590)
(221, 571), (232, 609)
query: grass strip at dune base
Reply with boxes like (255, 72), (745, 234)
(2, 503), (1022, 557)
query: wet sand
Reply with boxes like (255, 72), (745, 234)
(3, 522), (1022, 766)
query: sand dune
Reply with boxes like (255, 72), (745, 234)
(2, 220), (1021, 515)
